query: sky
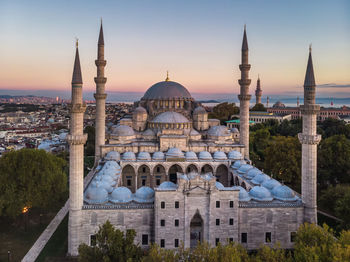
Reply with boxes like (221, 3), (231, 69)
(0, 0), (349, 98)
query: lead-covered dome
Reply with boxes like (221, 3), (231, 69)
(84, 185), (108, 204)
(262, 179), (281, 190)
(213, 151), (227, 160)
(137, 151), (151, 161)
(232, 160), (246, 170)
(244, 168), (262, 180)
(185, 151), (198, 161)
(199, 151), (212, 160)
(228, 150), (242, 161)
(152, 151), (165, 160)
(232, 186), (251, 202)
(142, 81), (192, 100)
(157, 181), (178, 191)
(105, 151), (120, 161)
(207, 125), (231, 137)
(111, 125), (135, 136)
(237, 164), (254, 174)
(110, 187), (133, 203)
(122, 151), (136, 161)
(151, 111), (189, 123)
(166, 147), (184, 158)
(249, 186), (274, 201)
(272, 185), (299, 201)
(134, 186), (155, 203)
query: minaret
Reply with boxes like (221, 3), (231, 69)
(238, 25), (251, 159)
(255, 75), (262, 105)
(94, 20), (107, 161)
(67, 40), (87, 255)
(266, 96), (269, 108)
(297, 96), (300, 107)
(298, 46), (321, 224)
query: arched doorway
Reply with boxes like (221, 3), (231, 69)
(201, 164), (213, 174)
(169, 164), (183, 184)
(190, 211), (203, 248)
(152, 164), (166, 188)
(216, 164), (229, 186)
(137, 165), (151, 189)
(186, 164), (198, 173)
(122, 165), (136, 192)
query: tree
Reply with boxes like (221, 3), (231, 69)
(250, 128), (271, 169)
(253, 244), (292, 262)
(318, 135), (350, 186)
(84, 126), (95, 157)
(0, 149), (67, 218)
(208, 102), (239, 124)
(78, 220), (143, 262)
(264, 136), (301, 191)
(319, 118), (350, 139)
(250, 103), (267, 112)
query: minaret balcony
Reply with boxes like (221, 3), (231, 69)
(238, 79), (251, 86)
(67, 134), (88, 145)
(94, 77), (107, 84)
(298, 133), (321, 145)
(238, 94), (252, 101)
(94, 93), (107, 100)
(95, 60), (107, 66)
(239, 64), (251, 70)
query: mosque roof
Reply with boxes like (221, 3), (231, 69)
(228, 150), (242, 161)
(237, 164), (254, 174)
(84, 186), (108, 204)
(152, 151), (165, 160)
(134, 186), (155, 203)
(166, 147), (184, 158)
(261, 179), (281, 190)
(272, 185), (299, 201)
(111, 125), (135, 136)
(105, 151), (120, 161)
(151, 111), (189, 123)
(232, 186), (251, 201)
(213, 151), (227, 160)
(199, 151), (213, 160)
(157, 181), (178, 191)
(193, 106), (207, 114)
(244, 168), (262, 180)
(122, 151), (136, 161)
(137, 151), (151, 161)
(109, 187), (132, 203)
(249, 186), (274, 201)
(134, 106), (147, 114)
(232, 160), (247, 170)
(251, 173), (270, 185)
(185, 151), (198, 160)
(142, 81), (192, 100)
(207, 125), (231, 137)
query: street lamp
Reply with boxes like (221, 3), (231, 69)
(22, 206), (29, 232)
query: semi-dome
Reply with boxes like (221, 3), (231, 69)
(207, 125), (231, 137)
(272, 185), (299, 201)
(99, 180), (114, 193)
(249, 186), (274, 201)
(134, 106), (147, 113)
(185, 151), (198, 161)
(193, 106), (207, 114)
(100, 175), (117, 186)
(137, 151), (151, 161)
(109, 187), (133, 203)
(251, 173), (270, 185)
(134, 186), (155, 203)
(111, 125), (135, 136)
(231, 128), (239, 133)
(152, 151), (165, 160)
(232, 160), (246, 170)
(228, 150), (242, 161)
(213, 151), (227, 160)
(199, 151), (213, 160)
(232, 186), (251, 202)
(157, 181), (178, 191)
(151, 111), (189, 123)
(189, 129), (200, 136)
(105, 151), (120, 161)
(262, 179), (281, 190)
(122, 151), (136, 161)
(244, 168), (262, 180)
(142, 81), (192, 100)
(237, 164), (254, 174)
(84, 186), (108, 204)
(166, 147), (184, 158)
(142, 129), (155, 137)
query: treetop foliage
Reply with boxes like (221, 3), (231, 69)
(208, 102), (239, 124)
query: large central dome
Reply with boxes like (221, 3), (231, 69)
(142, 81), (192, 100)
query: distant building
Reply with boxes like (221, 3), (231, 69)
(228, 111), (292, 128)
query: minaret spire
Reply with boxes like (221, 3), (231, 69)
(165, 70), (170, 81)
(238, 25), (251, 159)
(94, 20), (108, 161)
(298, 46), (321, 224)
(67, 41), (87, 255)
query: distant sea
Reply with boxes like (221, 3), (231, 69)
(0, 89), (349, 108)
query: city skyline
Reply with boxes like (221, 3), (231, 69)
(1, 0), (349, 97)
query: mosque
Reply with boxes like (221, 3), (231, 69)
(66, 23), (320, 256)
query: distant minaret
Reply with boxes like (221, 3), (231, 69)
(94, 20), (107, 161)
(238, 25), (251, 159)
(297, 96), (300, 107)
(67, 40), (87, 255)
(255, 75), (262, 105)
(298, 46), (321, 224)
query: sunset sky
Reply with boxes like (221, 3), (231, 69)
(0, 0), (349, 97)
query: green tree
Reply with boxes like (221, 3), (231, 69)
(250, 128), (271, 169)
(318, 135), (350, 186)
(319, 118), (350, 139)
(208, 102), (239, 124)
(264, 136), (301, 191)
(0, 149), (67, 218)
(253, 244), (292, 262)
(78, 220), (143, 262)
(250, 103), (267, 112)
(84, 126), (95, 157)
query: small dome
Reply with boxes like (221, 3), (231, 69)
(157, 181), (178, 191)
(193, 106), (207, 114)
(228, 150), (242, 161)
(199, 151), (212, 160)
(59, 132), (68, 140)
(237, 164), (254, 174)
(134, 106), (147, 114)
(111, 125), (135, 136)
(110, 187), (132, 203)
(232, 160), (246, 170)
(272, 185), (299, 201)
(100, 175), (116, 186)
(137, 151), (151, 161)
(232, 186), (251, 202)
(134, 186), (155, 203)
(244, 168), (262, 180)
(249, 186), (274, 201)
(185, 151), (198, 161)
(273, 101), (286, 108)
(142, 81), (192, 100)
(251, 173), (270, 185)
(142, 129), (155, 137)
(262, 179), (281, 190)
(152, 111), (189, 124)
(152, 151), (165, 160)
(84, 186), (108, 204)
(207, 125), (231, 137)
(213, 151), (227, 160)
(166, 147), (184, 158)
(122, 151), (136, 161)
(105, 151), (120, 161)
(98, 180), (114, 193)
(231, 128), (239, 133)
(189, 129), (200, 136)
